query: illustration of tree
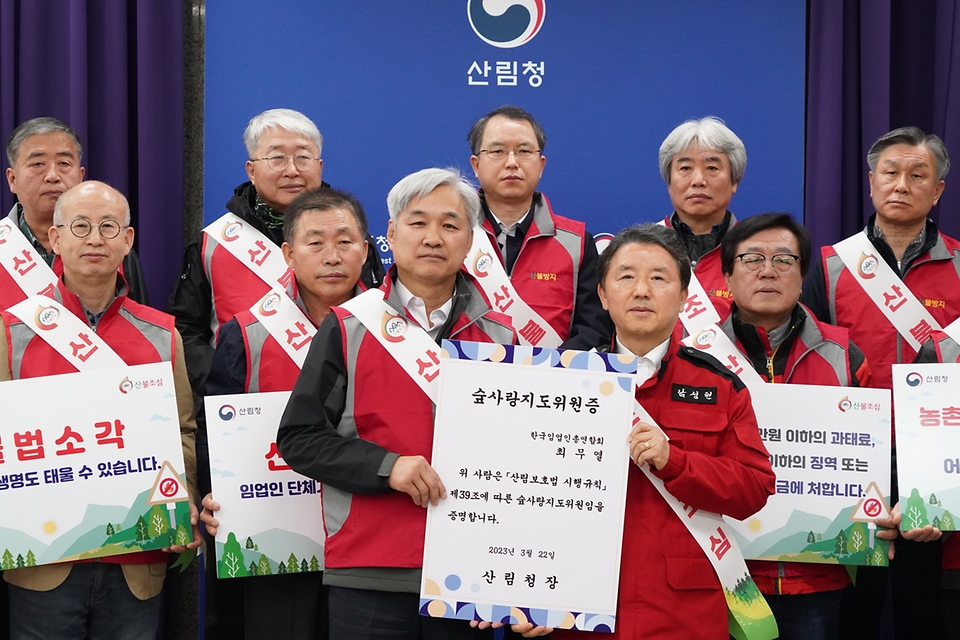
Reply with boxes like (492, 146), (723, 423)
(148, 504), (170, 538)
(817, 533), (822, 541)
(135, 516), (150, 543)
(257, 554), (272, 576)
(300, 559), (309, 573)
(105, 523), (115, 536)
(254, 544), (259, 551)
(309, 556), (320, 572)
(218, 532), (248, 578)
(940, 500), (943, 507)
(2, 550), (14, 570)
(277, 562), (288, 575)
(25, 551), (36, 567)
(931, 493), (939, 505)
(15, 554), (24, 568)
(287, 553), (299, 574)
(834, 529), (847, 555)
(872, 546), (885, 566)
(174, 525), (190, 547)
(806, 531), (816, 544)
(905, 488), (930, 528)
(116, 523), (122, 532)
(248, 561), (258, 576)
(942, 510), (956, 530)
(933, 516), (942, 528)
(847, 522), (867, 554)
(245, 537), (254, 550)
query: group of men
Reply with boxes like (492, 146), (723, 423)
(0, 105), (956, 640)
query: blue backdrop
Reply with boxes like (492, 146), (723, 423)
(205, 1), (805, 261)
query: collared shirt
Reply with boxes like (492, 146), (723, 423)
(13, 203), (55, 266)
(481, 194), (538, 273)
(394, 279), (453, 339)
(490, 210), (531, 263)
(872, 217), (927, 272)
(615, 336), (670, 385)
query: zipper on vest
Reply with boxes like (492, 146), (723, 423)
(766, 343), (782, 382)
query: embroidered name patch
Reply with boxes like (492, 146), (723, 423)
(672, 384), (717, 404)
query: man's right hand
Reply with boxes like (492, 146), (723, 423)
(387, 456), (447, 507)
(200, 492), (220, 536)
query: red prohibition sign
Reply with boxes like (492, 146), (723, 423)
(863, 498), (882, 518)
(159, 478), (179, 498)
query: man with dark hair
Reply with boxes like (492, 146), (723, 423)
(552, 223), (774, 639)
(466, 105), (611, 351)
(719, 213), (872, 640)
(658, 116), (747, 324)
(4, 116), (149, 308)
(802, 126), (959, 639)
(198, 186), (373, 640)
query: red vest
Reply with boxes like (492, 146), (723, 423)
(481, 194), (584, 341)
(662, 215), (734, 319)
(235, 309), (307, 393)
(3, 281), (176, 565)
(822, 232), (960, 389)
(321, 276), (515, 571)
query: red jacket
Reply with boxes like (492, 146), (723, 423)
(3, 280), (176, 565)
(816, 226), (960, 389)
(721, 304), (872, 595)
(553, 337), (775, 640)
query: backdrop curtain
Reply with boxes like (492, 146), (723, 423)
(806, 0), (960, 248)
(0, 0), (184, 307)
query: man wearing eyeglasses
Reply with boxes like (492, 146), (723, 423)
(0, 181), (200, 639)
(467, 105), (611, 351)
(718, 213), (872, 640)
(801, 127), (958, 639)
(659, 116), (746, 324)
(4, 117), (150, 309)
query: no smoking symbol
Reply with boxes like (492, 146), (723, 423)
(160, 478), (179, 498)
(863, 498), (882, 518)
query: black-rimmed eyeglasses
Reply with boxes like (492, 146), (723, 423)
(57, 219), (127, 239)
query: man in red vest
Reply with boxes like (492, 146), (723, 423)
(0, 181), (199, 638)
(659, 116), (746, 319)
(198, 187), (374, 639)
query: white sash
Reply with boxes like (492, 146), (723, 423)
(462, 228), (562, 348)
(833, 232), (941, 350)
(7, 296), (125, 372)
(654, 219), (723, 333)
(0, 219), (58, 299)
(681, 325), (766, 389)
(203, 213), (293, 292)
(339, 288), (442, 403)
(632, 397), (774, 637)
(248, 290), (316, 369)
(942, 317), (960, 347)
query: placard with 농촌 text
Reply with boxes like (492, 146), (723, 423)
(892, 363), (960, 530)
(420, 351), (635, 633)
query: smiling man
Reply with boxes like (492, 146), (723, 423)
(718, 213), (872, 640)
(4, 117), (149, 308)
(658, 116), (747, 320)
(801, 127), (958, 640)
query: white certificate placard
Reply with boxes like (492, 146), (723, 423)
(893, 363), (960, 530)
(421, 357), (634, 633)
(726, 384), (892, 566)
(205, 391), (324, 578)
(0, 362), (191, 567)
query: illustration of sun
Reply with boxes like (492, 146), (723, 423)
(748, 519), (762, 532)
(42, 521), (57, 534)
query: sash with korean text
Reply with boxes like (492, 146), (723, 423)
(248, 290), (316, 369)
(203, 213), (293, 293)
(654, 220), (723, 333)
(462, 228), (562, 348)
(632, 397), (778, 640)
(833, 232), (941, 350)
(681, 326), (766, 389)
(0, 219), (58, 301)
(339, 288), (441, 403)
(7, 296), (125, 372)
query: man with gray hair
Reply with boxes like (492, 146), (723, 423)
(278, 168), (549, 638)
(3, 117), (149, 309)
(658, 116), (747, 321)
(802, 126), (958, 640)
